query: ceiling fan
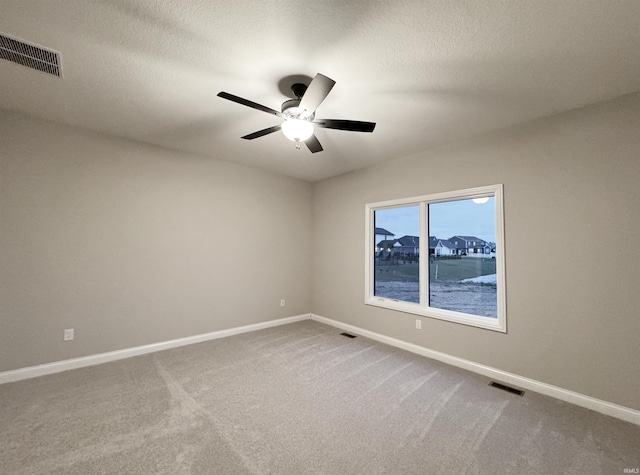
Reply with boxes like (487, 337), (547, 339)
(217, 73), (376, 153)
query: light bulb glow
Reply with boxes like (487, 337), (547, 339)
(281, 119), (314, 142)
(472, 197), (490, 204)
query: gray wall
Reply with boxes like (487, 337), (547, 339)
(311, 93), (640, 410)
(0, 111), (312, 372)
(2, 94), (639, 412)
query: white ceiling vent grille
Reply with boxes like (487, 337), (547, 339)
(0, 34), (61, 77)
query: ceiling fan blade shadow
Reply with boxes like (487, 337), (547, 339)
(314, 119), (376, 132)
(305, 134), (323, 153)
(241, 125), (282, 140)
(299, 73), (335, 114)
(217, 92), (285, 118)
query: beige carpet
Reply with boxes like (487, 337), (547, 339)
(1, 320), (638, 474)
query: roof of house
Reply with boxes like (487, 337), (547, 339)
(396, 235), (419, 247)
(449, 235), (487, 244)
(374, 227), (394, 236)
(377, 239), (400, 249)
(437, 239), (457, 249)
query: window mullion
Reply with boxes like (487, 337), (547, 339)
(419, 201), (428, 307)
(365, 204), (374, 302)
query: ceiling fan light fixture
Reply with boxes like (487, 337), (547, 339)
(281, 118), (314, 142)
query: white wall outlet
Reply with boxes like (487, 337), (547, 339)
(64, 328), (74, 341)
(280, 299), (286, 307)
(415, 319), (422, 330)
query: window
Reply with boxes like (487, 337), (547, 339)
(372, 205), (420, 303)
(365, 185), (506, 332)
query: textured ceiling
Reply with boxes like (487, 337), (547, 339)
(1, 1), (640, 181)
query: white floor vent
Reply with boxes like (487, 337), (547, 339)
(0, 33), (61, 77)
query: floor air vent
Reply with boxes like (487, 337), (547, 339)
(489, 381), (524, 396)
(340, 332), (357, 339)
(0, 34), (61, 77)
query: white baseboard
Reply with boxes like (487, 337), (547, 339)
(3, 312), (638, 425)
(310, 314), (640, 426)
(0, 314), (311, 385)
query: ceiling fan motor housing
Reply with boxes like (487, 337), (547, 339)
(281, 98), (314, 120)
(281, 98), (300, 113)
(281, 82), (316, 120)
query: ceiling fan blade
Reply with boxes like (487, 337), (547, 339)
(299, 73), (336, 114)
(217, 92), (285, 118)
(314, 119), (376, 133)
(241, 125), (282, 140)
(305, 134), (323, 153)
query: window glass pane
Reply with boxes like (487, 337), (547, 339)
(428, 197), (497, 317)
(373, 206), (419, 303)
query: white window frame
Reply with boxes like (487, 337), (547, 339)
(364, 184), (506, 332)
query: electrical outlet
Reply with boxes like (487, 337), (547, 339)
(64, 328), (74, 341)
(280, 299), (286, 307)
(415, 319), (422, 330)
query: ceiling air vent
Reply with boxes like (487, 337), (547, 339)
(0, 34), (61, 77)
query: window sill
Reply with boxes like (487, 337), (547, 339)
(365, 297), (506, 333)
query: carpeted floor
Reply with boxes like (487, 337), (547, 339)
(1, 320), (639, 474)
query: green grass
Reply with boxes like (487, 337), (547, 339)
(374, 263), (420, 282)
(374, 257), (496, 282)
(429, 258), (496, 281)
